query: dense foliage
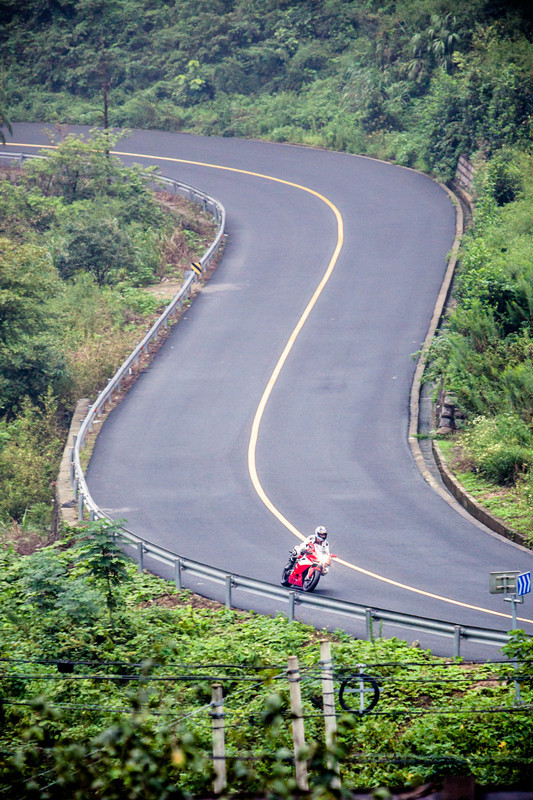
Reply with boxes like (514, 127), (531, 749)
(0, 131), (215, 527)
(421, 148), (533, 539)
(1, 521), (532, 796)
(1, 0), (532, 178)
(1, 3), (533, 789)
(2, 2), (533, 525)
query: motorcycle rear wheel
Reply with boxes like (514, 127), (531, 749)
(302, 569), (321, 592)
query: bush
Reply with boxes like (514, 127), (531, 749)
(460, 413), (533, 484)
(55, 214), (135, 285)
(0, 238), (66, 416)
(479, 149), (523, 206)
(0, 393), (63, 524)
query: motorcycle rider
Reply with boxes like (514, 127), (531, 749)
(285, 526), (329, 572)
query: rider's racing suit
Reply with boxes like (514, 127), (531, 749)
(287, 534), (330, 571)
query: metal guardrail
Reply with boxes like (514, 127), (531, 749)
(114, 530), (511, 657)
(0, 152), (45, 165)
(0, 153), (223, 517)
(0, 150), (517, 658)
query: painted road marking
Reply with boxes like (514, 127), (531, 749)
(7, 140), (533, 626)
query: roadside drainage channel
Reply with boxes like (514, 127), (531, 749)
(417, 380), (447, 489)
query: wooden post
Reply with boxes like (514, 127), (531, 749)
(320, 640), (341, 789)
(287, 655), (309, 791)
(211, 683), (226, 793)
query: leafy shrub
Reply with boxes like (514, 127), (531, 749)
(484, 150), (523, 206)
(54, 212), (135, 286)
(118, 286), (163, 317)
(425, 147), (533, 426)
(62, 326), (140, 402)
(460, 413), (533, 484)
(0, 238), (66, 416)
(0, 393), (63, 524)
(126, 224), (165, 285)
(501, 360), (533, 422)
(0, 543), (531, 794)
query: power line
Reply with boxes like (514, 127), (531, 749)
(1, 656), (531, 670)
(0, 657), (287, 669)
(0, 672), (280, 682)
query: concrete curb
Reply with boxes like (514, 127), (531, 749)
(409, 180), (531, 551)
(408, 181), (463, 494)
(55, 397), (90, 529)
(432, 441), (527, 547)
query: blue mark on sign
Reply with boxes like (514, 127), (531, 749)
(517, 572), (531, 596)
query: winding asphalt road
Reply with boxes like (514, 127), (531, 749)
(7, 123), (533, 656)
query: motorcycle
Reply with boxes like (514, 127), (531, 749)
(281, 543), (335, 593)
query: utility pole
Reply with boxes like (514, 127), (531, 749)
(320, 640), (341, 789)
(211, 683), (226, 793)
(287, 655), (309, 791)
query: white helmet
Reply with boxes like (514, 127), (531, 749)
(314, 526), (327, 541)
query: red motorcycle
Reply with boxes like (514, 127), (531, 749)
(281, 543), (335, 593)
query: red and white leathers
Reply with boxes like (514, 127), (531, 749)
(294, 533), (330, 560)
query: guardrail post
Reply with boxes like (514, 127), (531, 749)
(288, 591), (296, 622)
(365, 608), (374, 641)
(78, 493), (84, 521)
(225, 575), (232, 609)
(453, 625), (462, 659)
(137, 542), (144, 573)
(174, 558), (183, 591)
(69, 450), (75, 488)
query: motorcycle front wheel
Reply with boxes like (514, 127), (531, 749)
(302, 568), (321, 592)
(281, 565), (292, 587)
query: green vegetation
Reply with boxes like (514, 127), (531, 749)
(1, 2), (533, 791)
(0, 130), (215, 528)
(1, 1), (532, 178)
(1, 2), (533, 530)
(438, 439), (533, 538)
(1, 524), (532, 795)
(423, 149), (533, 542)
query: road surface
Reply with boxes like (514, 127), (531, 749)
(6, 123), (533, 656)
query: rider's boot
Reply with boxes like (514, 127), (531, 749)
(285, 551), (297, 572)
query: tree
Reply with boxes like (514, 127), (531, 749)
(409, 13), (462, 80)
(0, 392), (63, 524)
(23, 129), (125, 203)
(54, 209), (134, 285)
(173, 59), (213, 106)
(75, 518), (130, 629)
(22, 129), (165, 221)
(0, 86), (12, 145)
(0, 237), (65, 416)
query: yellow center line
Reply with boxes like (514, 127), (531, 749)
(8, 141), (532, 626)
